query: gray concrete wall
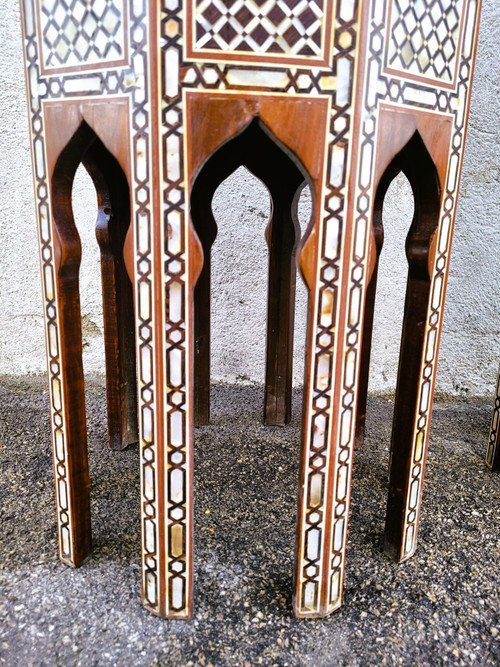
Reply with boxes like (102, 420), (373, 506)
(0, 1), (498, 397)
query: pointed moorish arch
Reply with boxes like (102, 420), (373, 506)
(51, 120), (137, 452)
(189, 117), (314, 425)
(356, 128), (442, 448)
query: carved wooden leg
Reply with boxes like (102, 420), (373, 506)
(191, 139), (255, 426)
(32, 101), (136, 569)
(485, 365), (500, 471)
(382, 126), (452, 563)
(193, 251), (213, 426)
(191, 175), (219, 425)
(289, 115), (355, 618)
(83, 142), (138, 450)
(46, 121), (95, 567)
(259, 163), (303, 425)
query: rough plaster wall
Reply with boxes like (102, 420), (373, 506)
(0, 0), (498, 397)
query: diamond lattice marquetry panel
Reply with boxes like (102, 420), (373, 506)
(387, 0), (464, 82)
(194, 0), (325, 57)
(40, 0), (125, 70)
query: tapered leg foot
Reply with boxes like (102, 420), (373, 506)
(485, 366), (500, 471)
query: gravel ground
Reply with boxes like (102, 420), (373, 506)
(0, 379), (499, 666)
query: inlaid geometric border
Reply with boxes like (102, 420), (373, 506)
(20, 0), (159, 612)
(161, 0), (360, 618)
(399, 0), (481, 557)
(345, 0), (481, 565)
(294, 0), (359, 615)
(160, 1), (192, 620)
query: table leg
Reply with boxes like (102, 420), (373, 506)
(84, 142), (138, 451)
(485, 366), (500, 471)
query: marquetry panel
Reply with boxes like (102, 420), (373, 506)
(186, 0), (334, 66)
(386, 0), (464, 85)
(38, 0), (127, 72)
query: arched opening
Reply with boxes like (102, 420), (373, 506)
(294, 184), (313, 390)
(353, 130), (442, 558)
(51, 121), (137, 451)
(373, 173), (414, 391)
(357, 131), (442, 450)
(72, 164), (103, 370)
(210, 166), (271, 385)
(190, 117), (314, 426)
(356, 172), (414, 446)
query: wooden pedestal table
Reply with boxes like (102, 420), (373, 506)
(20, 0), (483, 619)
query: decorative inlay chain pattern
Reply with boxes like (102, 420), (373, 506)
(21, 9), (73, 559)
(387, 0), (463, 82)
(40, 0), (125, 69)
(194, 0), (324, 56)
(22, 0), (158, 610)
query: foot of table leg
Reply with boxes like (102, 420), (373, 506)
(485, 367), (500, 471)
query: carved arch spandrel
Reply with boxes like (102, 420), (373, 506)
(184, 93), (329, 197)
(44, 101), (135, 284)
(373, 107), (453, 196)
(184, 91), (331, 290)
(366, 106), (454, 285)
(44, 100), (131, 178)
(186, 98), (326, 171)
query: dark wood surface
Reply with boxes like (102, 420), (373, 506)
(84, 140), (137, 451)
